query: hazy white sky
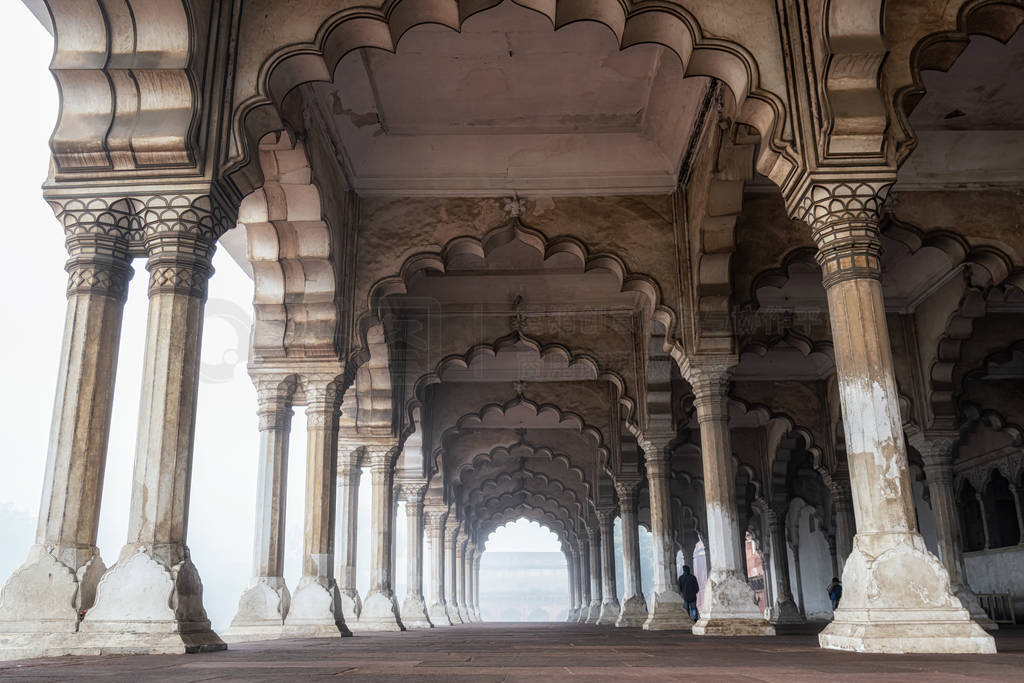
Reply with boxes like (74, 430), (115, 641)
(0, 2), (564, 631)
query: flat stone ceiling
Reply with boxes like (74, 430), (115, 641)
(317, 0), (708, 196)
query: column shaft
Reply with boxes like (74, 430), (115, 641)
(360, 448), (403, 630)
(426, 511), (451, 625)
(225, 382), (294, 640)
(334, 452), (361, 621)
(799, 181), (993, 653)
(641, 439), (690, 631)
(686, 367), (773, 635)
(283, 383), (349, 637)
(445, 521), (462, 623)
(399, 488), (431, 628)
(81, 228), (224, 652)
(586, 528), (602, 623)
(596, 510), (620, 625)
(767, 516), (801, 624)
(615, 481), (648, 626)
(0, 226), (132, 645)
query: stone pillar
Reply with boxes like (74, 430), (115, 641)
(913, 434), (997, 630)
(596, 509), (621, 625)
(445, 518), (463, 624)
(577, 537), (591, 623)
(425, 508), (451, 626)
(565, 549), (578, 621)
(586, 525), (603, 623)
(283, 381), (350, 637)
(797, 181), (994, 653)
(360, 447), (403, 631)
(685, 364), (774, 636)
(640, 437), (690, 631)
(614, 480), (648, 627)
(333, 448), (362, 623)
(73, 220), (225, 653)
(225, 379), (295, 641)
(766, 512), (802, 625)
(833, 482), (856, 574)
(465, 543), (478, 623)
(975, 492), (992, 549)
(0, 215), (133, 657)
(398, 484), (431, 629)
(472, 546), (483, 622)
(456, 531), (471, 623)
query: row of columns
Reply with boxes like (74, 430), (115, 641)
(0, 198), (231, 656)
(0, 181), (1002, 657)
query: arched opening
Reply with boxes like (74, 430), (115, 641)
(983, 471), (1020, 548)
(958, 480), (986, 552)
(480, 518), (567, 622)
(744, 531), (768, 617)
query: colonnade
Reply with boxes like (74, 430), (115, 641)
(0, 183), (1000, 657)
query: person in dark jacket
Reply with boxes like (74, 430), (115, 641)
(677, 565), (700, 622)
(827, 577), (842, 610)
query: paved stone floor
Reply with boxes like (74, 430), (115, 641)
(2, 623), (1023, 681)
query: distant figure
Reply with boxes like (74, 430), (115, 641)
(827, 577), (843, 610)
(677, 565), (700, 622)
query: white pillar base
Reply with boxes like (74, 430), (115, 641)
(585, 601), (601, 624)
(643, 590), (691, 631)
(596, 599), (620, 625)
(75, 549), (226, 654)
(615, 595), (648, 627)
(575, 606), (588, 623)
(769, 597), (804, 625)
(472, 608), (482, 622)
(458, 605), (471, 623)
(953, 583), (998, 631)
(337, 587), (361, 623)
(0, 545), (105, 638)
(693, 570), (774, 636)
(818, 533), (995, 653)
(222, 577), (289, 642)
(358, 590), (404, 631)
(448, 605), (464, 624)
(282, 577), (351, 637)
(428, 601), (452, 626)
(400, 595), (433, 629)
(565, 607), (578, 622)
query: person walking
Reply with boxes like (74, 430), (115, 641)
(678, 565), (700, 622)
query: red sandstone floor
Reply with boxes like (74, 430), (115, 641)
(2, 623), (1023, 681)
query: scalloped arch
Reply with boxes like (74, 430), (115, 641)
(891, 0), (1024, 165)
(241, 131), (342, 359)
(226, 0), (797, 196)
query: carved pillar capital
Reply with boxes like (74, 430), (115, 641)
(253, 376), (296, 432)
(302, 379), (341, 428)
(366, 443), (399, 471)
(397, 482), (428, 505)
(614, 478), (641, 507)
(683, 359), (734, 422)
(595, 507), (617, 529)
(49, 198), (136, 301)
(792, 180), (893, 287)
(640, 435), (673, 474)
